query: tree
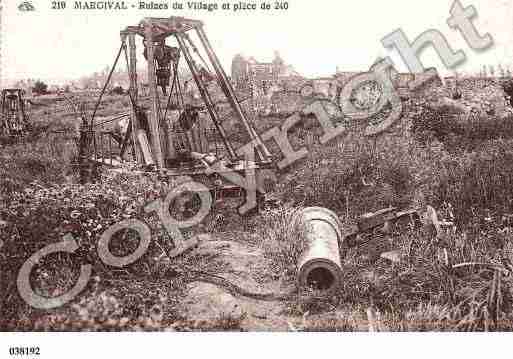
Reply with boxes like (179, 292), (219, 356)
(32, 80), (48, 95)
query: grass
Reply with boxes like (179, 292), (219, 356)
(4, 88), (513, 331)
(280, 227), (513, 332)
(246, 95), (513, 331)
(256, 207), (308, 282)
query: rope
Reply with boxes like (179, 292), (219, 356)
(90, 41), (126, 132)
(184, 271), (298, 301)
(179, 36), (226, 156)
(93, 113), (130, 128)
(162, 58), (185, 125)
(104, 270), (299, 302)
(183, 33), (212, 73)
(163, 63), (178, 121)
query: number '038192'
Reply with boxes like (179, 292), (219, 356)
(9, 347), (40, 356)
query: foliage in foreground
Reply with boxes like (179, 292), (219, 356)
(3, 93), (513, 331)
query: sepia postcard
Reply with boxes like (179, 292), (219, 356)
(1, 0), (513, 357)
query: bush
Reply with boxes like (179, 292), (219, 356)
(277, 132), (425, 218)
(274, 114), (513, 230)
(0, 137), (75, 190)
(436, 139), (513, 227)
(32, 80), (48, 95)
(412, 104), (513, 152)
(111, 86), (125, 95)
(0, 166), (221, 330)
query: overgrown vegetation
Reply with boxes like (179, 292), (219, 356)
(250, 94), (513, 331)
(4, 88), (513, 331)
(32, 80), (48, 95)
(257, 207), (308, 282)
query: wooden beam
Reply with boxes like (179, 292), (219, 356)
(127, 33), (142, 164)
(145, 25), (165, 169)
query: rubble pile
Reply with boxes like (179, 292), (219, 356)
(428, 77), (511, 117)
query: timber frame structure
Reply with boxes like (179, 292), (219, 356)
(88, 16), (273, 182)
(0, 89), (30, 138)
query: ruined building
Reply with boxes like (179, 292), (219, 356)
(231, 51), (301, 94)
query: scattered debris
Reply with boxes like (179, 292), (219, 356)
(343, 206), (421, 247)
(380, 249), (402, 263)
(420, 205), (456, 239)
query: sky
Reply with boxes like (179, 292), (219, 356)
(2, 0), (513, 85)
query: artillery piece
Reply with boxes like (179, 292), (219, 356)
(81, 16), (275, 205)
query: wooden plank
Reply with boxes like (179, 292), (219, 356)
(357, 207), (397, 232)
(145, 25), (165, 169)
(128, 33), (142, 164)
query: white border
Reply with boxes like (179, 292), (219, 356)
(1, 332), (513, 359)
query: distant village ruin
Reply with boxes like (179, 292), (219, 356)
(8, 49), (513, 122)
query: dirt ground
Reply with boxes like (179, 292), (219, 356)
(177, 237), (292, 331)
(174, 233), (371, 332)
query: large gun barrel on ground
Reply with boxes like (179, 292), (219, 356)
(296, 207), (344, 294)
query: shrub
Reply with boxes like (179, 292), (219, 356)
(277, 132), (426, 217)
(436, 139), (513, 227)
(111, 86), (125, 95)
(412, 104), (513, 152)
(32, 80), (48, 95)
(0, 135), (77, 189)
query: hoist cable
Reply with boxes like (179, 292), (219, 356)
(90, 41), (126, 132)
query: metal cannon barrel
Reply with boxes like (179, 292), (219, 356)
(296, 207), (343, 294)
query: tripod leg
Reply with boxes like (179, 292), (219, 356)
(120, 118), (133, 159)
